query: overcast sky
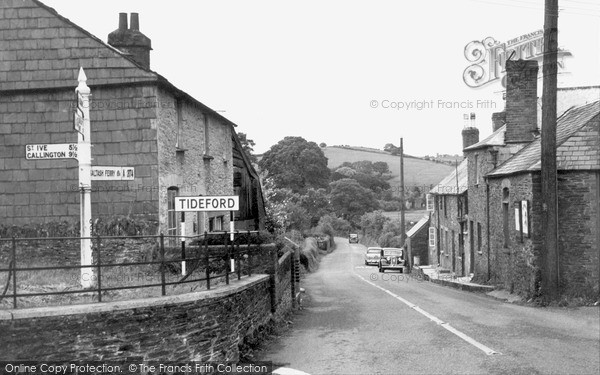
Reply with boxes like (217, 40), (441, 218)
(42, 0), (600, 156)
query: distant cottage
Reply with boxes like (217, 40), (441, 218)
(0, 0), (265, 235)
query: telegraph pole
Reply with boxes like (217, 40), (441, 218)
(399, 138), (406, 246)
(541, 0), (559, 300)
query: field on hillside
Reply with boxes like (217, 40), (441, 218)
(381, 210), (428, 223)
(323, 146), (454, 190)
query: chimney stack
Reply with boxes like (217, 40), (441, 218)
(504, 60), (538, 143)
(108, 13), (152, 69)
(492, 111), (506, 132)
(462, 113), (480, 154)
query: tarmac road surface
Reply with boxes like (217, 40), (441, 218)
(257, 238), (600, 375)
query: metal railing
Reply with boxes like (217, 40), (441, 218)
(0, 231), (272, 309)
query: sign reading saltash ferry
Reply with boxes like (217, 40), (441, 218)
(463, 29), (572, 88)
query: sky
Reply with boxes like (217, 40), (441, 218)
(42, 0), (600, 156)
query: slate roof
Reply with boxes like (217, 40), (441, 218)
(463, 125), (506, 151)
(488, 100), (600, 177)
(0, 0), (237, 127)
(406, 216), (429, 238)
(429, 158), (468, 195)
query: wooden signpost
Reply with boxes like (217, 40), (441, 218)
(24, 67), (135, 288)
(175, 195), (239, 275)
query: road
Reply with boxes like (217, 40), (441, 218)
(257, 238), (600, 375)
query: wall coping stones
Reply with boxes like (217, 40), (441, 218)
(0, 274), (269, 321)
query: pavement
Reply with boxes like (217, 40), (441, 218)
(257, 238), (600, 375)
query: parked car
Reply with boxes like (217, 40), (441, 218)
(364, 247), (382, 265)
(378, 247), (406, 273)
(348, 233), (359, 243)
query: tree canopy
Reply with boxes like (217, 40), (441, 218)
(259, 136), (330, 193)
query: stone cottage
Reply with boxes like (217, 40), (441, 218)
(0, 0), (265, 236)
(486, 100), (599, 298)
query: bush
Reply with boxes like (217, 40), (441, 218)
(316, 215), (351, 236)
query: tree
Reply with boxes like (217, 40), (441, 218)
(237, 132), (258, 165)
(319, 142), (327, 148)
(259, 136), (330, 193)
(359, 211), (390, 239)
(329, 178), (379, 224)
(372, 161), (390, 176)
(300, 188), (333, 227)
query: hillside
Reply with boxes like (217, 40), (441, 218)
(323, 146), (455, 190)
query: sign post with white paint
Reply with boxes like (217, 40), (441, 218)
(76, 67), (94, 289)
(175, 195), (240, 274)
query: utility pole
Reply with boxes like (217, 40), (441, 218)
(399, 138), (406, 246)
(541, 0), (559, 300)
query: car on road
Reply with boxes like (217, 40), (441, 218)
(348, 233), (359, 243)
(378, 247), (406, 273)
(364, 247), (382, 265)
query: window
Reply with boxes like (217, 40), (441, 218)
(209, 216), (223, 232)
(426, 194), (434, 211)
(445, 229), (449, 255)
(428, 227), (436, 247)
(167, 187), (179, 244)
(477, 222), (482, 253)
(175, 99), (183, 149)
(443, 196), (447, 218)
(451, 230), (456, 268)
(203, 113), (210, 155)
(474, 154), (479, 185)
(502, 188), (510, 248)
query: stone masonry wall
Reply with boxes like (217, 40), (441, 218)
(556, 171), (599, 298)
(429, 194), (467, 275)
(0, 84), (159, 226)
(466, 149), (491, 283)
(0, 275), (272, 362)
(487, 173), (542, 297)
(488, 171), (599, 299)
(155, 88), (234, 237)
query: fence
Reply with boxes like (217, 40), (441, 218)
(0, 231), (277, 309)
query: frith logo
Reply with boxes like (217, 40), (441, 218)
(463, 29), (572, 88)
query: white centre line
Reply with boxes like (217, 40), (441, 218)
(355, 274), (501, 356)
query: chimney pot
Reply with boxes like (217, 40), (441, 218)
(108, 12), (152, 69)
(130, 13), (139, 31)
(118, 13), (128, 30)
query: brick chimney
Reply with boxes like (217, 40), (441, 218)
(462, 112), (480, 154)
(492, 111), (506, 132)
(108, 13), (152, 69)
(504, 60), (538, 143)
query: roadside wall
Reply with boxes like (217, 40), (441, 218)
(0, 275), (272, 361)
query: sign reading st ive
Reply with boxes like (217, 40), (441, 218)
(25, 143), (78, 160)
(175, 196), (239, 212)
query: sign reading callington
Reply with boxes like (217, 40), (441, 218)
(25, 143), (78, 160)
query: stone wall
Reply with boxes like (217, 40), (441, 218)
(0, 84), (159, 226)
(555, 171), (599, 298)
(155, 88), (234, 237)
(487, 173), (542, 296)
(429, 194), (467, 275)
(487, 171), (599, 299)
(0, 275), (272, 362)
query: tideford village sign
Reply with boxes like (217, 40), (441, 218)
(463, 29), (572, 88)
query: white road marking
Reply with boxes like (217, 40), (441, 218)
(355, 274), (501, 356)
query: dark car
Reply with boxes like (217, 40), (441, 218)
(378, 247), (406, 273)
(348, 233), (359, 243)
